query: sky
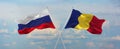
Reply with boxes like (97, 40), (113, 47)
(0, 0), (120, 49)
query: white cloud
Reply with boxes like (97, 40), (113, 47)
(111, 35), (120, 40)
(98, 43), (114, 49)
(86, 42), (114, 49)
(0, 3), (20, 21)
(26, 29), (57, 40)
(18, 14), (37, 24)
(80, 35), (87, 39)
(114, 19), (120, 26)
(38, 46), (46, 49)
(0, 3), (44, 22)
(0, 0), (120, 23)
(72, 29), (82, 34)
(3, 43), (10, 46)
(3, 34), (11, 38)
(64, 34), (87, 39)
(0, 29), (8, 33)
(104, 44), (114, 49)
(12, 29), (18, 33)
(28, 29), (58, 35)
(92, 35), (120, 41)
(18, 9), (51, 24)
(62, 29), (88, 39)
(86, 42), (95, 47)
(30, 41), (50, 46)
(27, 35), (55, 40)
(3, 42), (16, 47)
(2, 22), (7, 27)
(30, 42), (36, 45)
(63, 40), (72, 44)
(13, 0), (59, 3)
(64, 35), (74, 39)
(12, 42), (17, 45)
(103, 20), (110, 29)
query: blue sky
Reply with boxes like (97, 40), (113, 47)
(0, 0), (120, 49)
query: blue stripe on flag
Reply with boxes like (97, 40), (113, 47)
(65, 9), (82, 28)
(18, 15), (52, 30)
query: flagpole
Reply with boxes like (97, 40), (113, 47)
(45, 7), (66, 49)
(52, 9), (74, 49)
(54, 8), (73, 49)
(47, 7), (72, 49)
(60, 8), (74, 49)
(53, 24), (68, 49)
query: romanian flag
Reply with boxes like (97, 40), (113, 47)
(65, 9), (105, 34)
(18, 9), (55, 34)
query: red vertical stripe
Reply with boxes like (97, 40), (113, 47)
(87, 16), (105, 34)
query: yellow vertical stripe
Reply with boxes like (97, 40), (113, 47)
(75, 14), (94, 30)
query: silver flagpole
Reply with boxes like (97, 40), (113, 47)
(47, 7), (72, 49)
(54, 8), (73, 49)
(52, 9), (74, 49)
(45, 7), (66, 49)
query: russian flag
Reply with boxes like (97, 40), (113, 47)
(18, 9), (55, 34)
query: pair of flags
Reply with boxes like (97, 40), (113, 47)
(18, 9), (105, 35)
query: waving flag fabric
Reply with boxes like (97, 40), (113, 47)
(18, 9), (55, 34)
(65, 9), (105, 34)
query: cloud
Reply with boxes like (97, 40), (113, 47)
(1, 0), (67, 6)
(38, 47), (46, 49)
(64, 34), (87, 39)
(12, 42), (16, 45)
(0, 3), (44, 22)
(92, 35), (120, 41)
(80, 35), (87, 39)
(30, 41), (45, 45)
(103, 20), (110, 29)
(86, 42), (115, 49)
(3, 42), (16, 47)
(98, 43), (114, 49)
(30, 42), (35, 45)
(2, 22), (7, 27)
(63, 29), (88, 39)
(110, 0), (120, 6)
(86, 42), (95, 47)
(73, 3), (120, 15)
(0, 29), (8, 33)
(63, 40), (72, 44)
(18, 9), (51, 24)
(3, 43), (10, 47)
(111, 35), (120, 40)
(29, 40), (52, 48)
(29, 29), (58, 35)
(72, 29), (82, 34)
(26, 29), (57, 40)
(114, 19), (120, 26)
(0, 3), (20, 21)
(104, 44), (114, 49)
(27, 35), (55, 40)
(18, 14), (36, 24)
(12, 29), (18, 34)
(3, 34), (11, 38)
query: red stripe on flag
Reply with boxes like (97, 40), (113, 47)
(87, 16), (105, 34)
(18, 22), (55, 34)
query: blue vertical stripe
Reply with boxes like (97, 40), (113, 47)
(65, 9), (82, 28)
